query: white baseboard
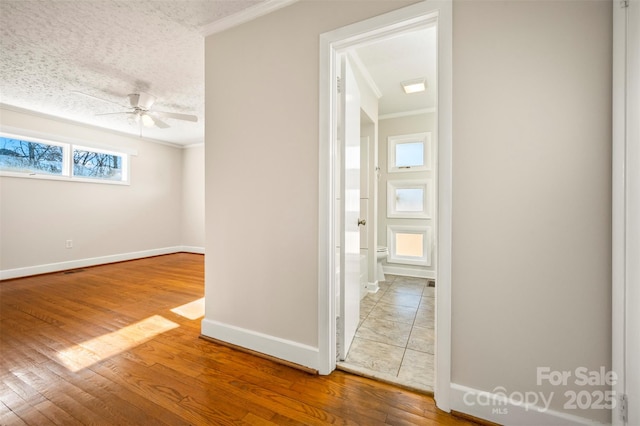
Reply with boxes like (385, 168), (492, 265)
(366, 281), (380, 293)
(383, 265), (436, 279)
(201, 318), (319, 371)
(450, 383), (606, 426)
(0, 246), (204, 280)
(179, 246), (205, 254)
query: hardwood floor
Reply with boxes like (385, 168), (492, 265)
(0, 253), (476, 425)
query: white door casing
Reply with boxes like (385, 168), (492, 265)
(338, 55), (361, 360)
(613, 1), (640, 424)
(318, 0), (453, 412)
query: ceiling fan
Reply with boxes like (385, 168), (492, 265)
(74, 91), (198, 129)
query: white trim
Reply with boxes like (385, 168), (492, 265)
(613, 1), (640, 424)
(383, 265), (435, 280)
(201, 318), (319, 370)
(379, 107), (436, 121)
(450, 383), (605, 426)
(183, 143), (204, 149)
(387, 179), (432, 219)
(387, 132), (431, 173)
(434, 0), (453, 413)
(180, 246), (205, 254)
(200, 0), (299, 36)
(0, 170), (131, 185)
(318, 1), (453, 412)
(0, 246), (204, 281)
(366, 281), (380, 293)
(387, 224), (432, 266)
(612, 2), (627, 424)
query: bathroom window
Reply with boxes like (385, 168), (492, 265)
(387, 179), (431, 219)
(387, 132), (431, 173)
(387, 225), (431, 266)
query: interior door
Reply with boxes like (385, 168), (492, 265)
(338, 54), (361, 360)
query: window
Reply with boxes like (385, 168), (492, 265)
(387, 179), (432, 218)
(0, 132), (129, 184)
(0, 136), (66, 175)
(387, 225), (432, 266)
(388, 132), (431, 173)
(73, 146), (127, 181)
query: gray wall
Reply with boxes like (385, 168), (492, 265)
(0, 106), (205, 274)
(203, 0), (416, 351)
(452, 0), (611, 421)
(202, 0), (612, 422)
(181, 144), (205, 249)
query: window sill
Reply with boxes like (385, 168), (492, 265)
(0, 171), (130, 185)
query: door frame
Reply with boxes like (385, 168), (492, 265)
(317, 0), (453, 412)
(612, 0), (639, 424)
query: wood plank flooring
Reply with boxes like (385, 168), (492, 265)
(0, 253), (477, 425)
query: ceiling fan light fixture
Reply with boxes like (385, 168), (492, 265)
(141, 113), (155, 127)
(401, 78), (426, 94)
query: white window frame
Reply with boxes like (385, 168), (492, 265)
(0, 131), (130, 185)
(387, 132), (431, 173)
(0, 132), (70, 177)
(72, 144), (129, 183)
(387, 179), (432, 219)
(387, 225), (432, 266)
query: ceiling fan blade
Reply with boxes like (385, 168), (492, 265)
(73, 91), (129, 108)
(152, 110), (198, 122)
(144, 113), (170, 129)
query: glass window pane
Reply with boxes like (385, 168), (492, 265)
(396, 233), (424, 257)
(395, 188), (423, 212)
(0, 137), (63, 175)
(73, 149), (123, 181)
(395, 142), (424, 168)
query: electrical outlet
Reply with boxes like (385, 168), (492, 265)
(65, 239), (73, 249)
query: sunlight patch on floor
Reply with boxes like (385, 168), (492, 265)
(170, 297), (205, 320)
(57, 315), (179, 372)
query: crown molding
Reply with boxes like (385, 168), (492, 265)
(201, 0), (300, 37)
(347, 51), (383, 99)
(379, 107), (436, 120)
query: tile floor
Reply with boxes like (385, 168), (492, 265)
(337, 274), (435, 392)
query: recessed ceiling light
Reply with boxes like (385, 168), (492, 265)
(401, 78), (426, 94)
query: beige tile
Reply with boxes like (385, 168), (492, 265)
(393, 276), (428, 286)
(367, 302), (417, 325)
(356, 317), (412, 347)
(379, 291), (421, 309)
(360, 296), (377, 313)
(414, 307), (434, 328)
(419, 296), (435, 309)
(378, 281), (393, 292)
(365, 287), (387, 302)
(398, 349), (434, 391)
(388, 282), (425, 296)
(383, 274), (399, 283)
(407, 326), (434, 354)
(422, 286), (435, 298)
(344, 337), (404, 376)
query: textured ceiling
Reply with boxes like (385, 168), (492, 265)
(0, 0), (264, 146)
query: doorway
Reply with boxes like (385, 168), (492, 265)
(335, 27), (438, 393)
(317, 0), (453, 412)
